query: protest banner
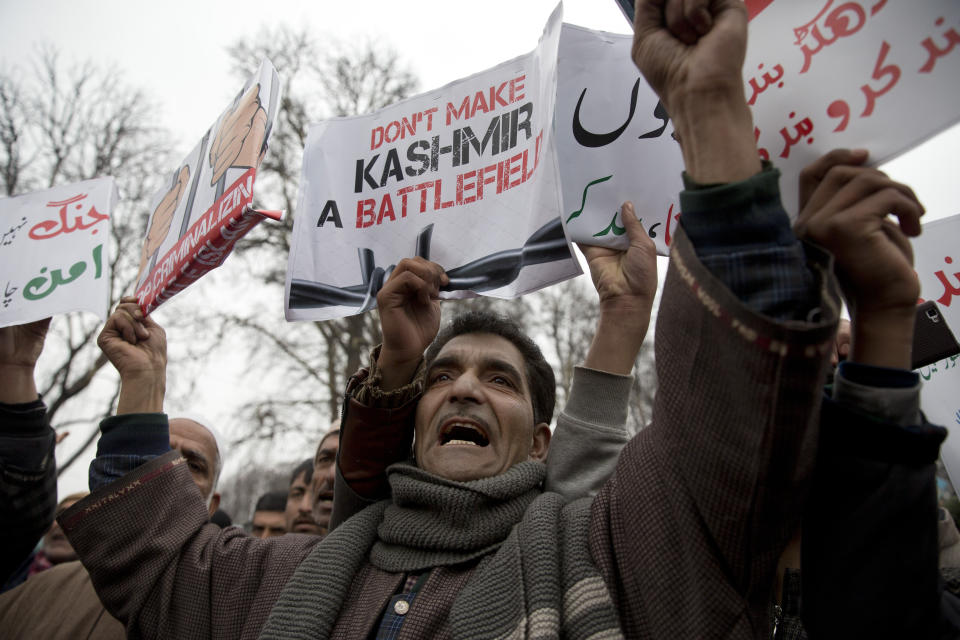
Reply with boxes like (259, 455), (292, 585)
(559, 0), (960, 253)
(135, 59), (283, 315)
(913, 213), (960, 487)
(285, 5), (579, 322)
(0, 178), (117, 328)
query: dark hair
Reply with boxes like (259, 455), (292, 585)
(254, 491), (287, 512)
(289, 459), (314, 486)
(423, 310), (555, 425)
(210, 509), (232, 528)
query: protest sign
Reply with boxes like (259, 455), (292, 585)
(556, 23), (683, 254)
(285, 5), (579, 322)
(558, 0), (960, 253)
(0, 178), (117, 328)
(135, 59), (283, 315)
(913, 214), (960, 487)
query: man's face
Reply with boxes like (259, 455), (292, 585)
(250, 510), (286, 539)
(414, 333), (549, 482)
(310, 431), (340, 532)
(169, 418), (220, 516)
(43, 498), (81, 563)
(286, 471), (324, 535)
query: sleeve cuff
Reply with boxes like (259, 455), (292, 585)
(96, 413), (171, 458)
(563, 366), (633, 430)
(680, 162), (796, 254)
(352, 344), (424, 409)
(834, 362), (921, 427)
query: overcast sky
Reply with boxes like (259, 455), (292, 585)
(2, 0), (958, 501)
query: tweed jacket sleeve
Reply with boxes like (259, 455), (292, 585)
(588, 212), (841, 639)
(0, 399), (56, 588)
(59, 450), (321, 640)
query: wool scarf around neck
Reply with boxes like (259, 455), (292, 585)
(259, 460), (622, 640)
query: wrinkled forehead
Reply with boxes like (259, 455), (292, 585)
(430, 333), (530, 390)
(169, 418), (218, 463)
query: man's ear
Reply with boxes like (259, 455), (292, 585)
(527, 423), (551, 462)
(207, 492), (221, 518)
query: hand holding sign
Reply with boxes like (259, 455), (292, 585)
(97, 296), (167, 413)
(579, 201), (658, 374)
(793, 149), (924, 368)
(0, 317), (51, 403)
(375, 258), (449, 391)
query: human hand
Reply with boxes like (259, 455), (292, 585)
(97, 296), (167, 413)
(632, 0), (759, 183)
(794, 149), (924, 368)
(578, 202), (658, 374)
(632, 0), (748, 111)
(376, 258), (448, 390)
(0, 317), (51, 403)
(831, 318), (852, 367)
(209, 83), (267, 186)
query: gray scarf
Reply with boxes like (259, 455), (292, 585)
(259, 461), (622, 640)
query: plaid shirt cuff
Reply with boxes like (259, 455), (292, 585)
(89, 413), (171, 491)
(680, 164), (818, 322)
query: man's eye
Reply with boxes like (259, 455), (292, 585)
(491, 376), (512, 387)
(431, 372), (452, 384)
(189, 462), (203, 472)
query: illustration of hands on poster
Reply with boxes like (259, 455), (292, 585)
(559, 0), (960, 254)
(0, 178), (117, 328)
(912, 214), (960, 488)
(285, 4), (579, 322)
(135, 59), (282, 314)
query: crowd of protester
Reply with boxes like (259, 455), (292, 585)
(2, 1), (959, 637)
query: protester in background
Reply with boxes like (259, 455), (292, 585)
(35, 493), (87, 565)
(166, 416), (223, 516)
(0, 410), (227, 640)
(251, 491), (288, 539)
(311, 425), (339, 533)
(211, 509), (232, 528)
(285, 459), (324, 535)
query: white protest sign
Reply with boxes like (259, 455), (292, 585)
(558, 0), (960, 253)
(913, 214), (960, 487)
(285, 4), (579, 322)
(556, 23), (683, 254)
(0, 178), (117, 328)
(135, 59), (283, 315)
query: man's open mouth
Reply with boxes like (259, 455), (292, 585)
(439, 420), (490, 447)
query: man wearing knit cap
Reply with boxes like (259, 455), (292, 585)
(53, 1), (947, 637)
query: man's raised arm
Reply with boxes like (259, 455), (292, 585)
(791, 149), (950, 638)
(546, 202), (658, 498)
(59, 300), (319, 639)
(588, 2), (841, 636)
(86, 297), (171, 489)
(0, 318), (56, 588)
(331, 259), (448, 528)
